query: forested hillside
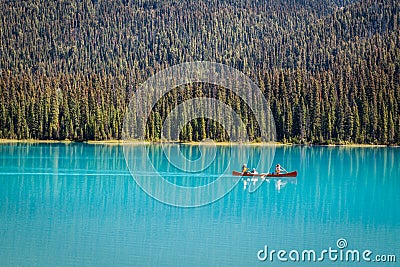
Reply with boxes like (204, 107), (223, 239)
(0, 0), (399, 144)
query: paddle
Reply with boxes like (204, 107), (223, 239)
(280, 166), (289, 174)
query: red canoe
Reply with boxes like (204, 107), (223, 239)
(232, 170), (297, 178)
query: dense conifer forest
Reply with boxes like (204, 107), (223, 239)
(0, 0), (399, 144)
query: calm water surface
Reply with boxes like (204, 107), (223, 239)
(0, 143), (399, 266)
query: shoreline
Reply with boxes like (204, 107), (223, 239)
(0, 139), (397, 147)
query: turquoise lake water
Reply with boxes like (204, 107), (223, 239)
(0, 143), (399, 266)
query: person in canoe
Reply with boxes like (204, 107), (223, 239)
(275, 164), (284, 174)
(251, 168), (258, 174)
(242, 164), (250, 174)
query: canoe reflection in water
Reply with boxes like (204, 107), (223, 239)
(242, 176), (297, 192)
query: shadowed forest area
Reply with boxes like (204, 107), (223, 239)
(0, 0), (399, 144)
